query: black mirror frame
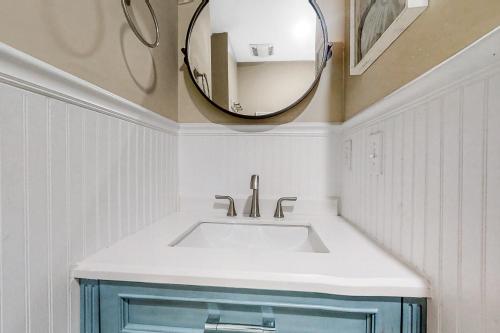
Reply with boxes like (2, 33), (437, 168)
(181, 0), (333, 119)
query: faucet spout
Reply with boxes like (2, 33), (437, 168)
(249, 175), (260, 217)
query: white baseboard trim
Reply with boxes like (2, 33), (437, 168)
(342, 26), (500, 131)
(0, 42), (178, 134)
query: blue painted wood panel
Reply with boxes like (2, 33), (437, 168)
(80, 280), (426, 333)
(403, 298), (427, 333)
(80, 280), (100, 333)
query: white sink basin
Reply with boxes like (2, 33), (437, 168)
(170, 221), (329, 253)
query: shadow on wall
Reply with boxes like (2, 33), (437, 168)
(180, 62), (319, 125)
(42, 0), (105, 58)
(120, 23), (157, 94)
(42, 0), (159, 95)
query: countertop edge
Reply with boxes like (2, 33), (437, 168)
(72, 268), (430, 298)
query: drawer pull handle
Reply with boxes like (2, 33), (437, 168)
(205, 316), (275, 333)
(205, 322), (275, 333)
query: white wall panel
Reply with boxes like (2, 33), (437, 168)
(0, 83), (27, 333)
(440, 88), (461, 333)
(97, 113), (110, 249)
(26, 92), (51, 333)
(179, 125), (342, 204)
(0, 82), (178, 333)
(422, 98), (442, 333)
(84, 110), (98, 256)
(485, 73), (500, 333)
(460, 80), (485, 333)
(48, 99), (69, 333)
(342, 62), (500, 333)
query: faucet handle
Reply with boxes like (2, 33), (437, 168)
(274, 197), (297, 219)
(215, 195), (237, 217)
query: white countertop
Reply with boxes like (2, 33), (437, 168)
(72, 212), (430, 298)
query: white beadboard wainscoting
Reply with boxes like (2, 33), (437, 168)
(0, 44), (178, 333)
(341, 28), (500, 333)
(178, 123), (342, 213)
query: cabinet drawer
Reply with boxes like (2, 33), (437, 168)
(81, 280), (425, 333)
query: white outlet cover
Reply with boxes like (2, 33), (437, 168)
(344, 140), (352, 170)
(368, 132), (383, 176)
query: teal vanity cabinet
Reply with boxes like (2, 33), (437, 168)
(80, 280), (426, 333)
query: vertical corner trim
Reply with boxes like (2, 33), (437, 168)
(80, 279), (100, 333)
(402, 298), (427, 333)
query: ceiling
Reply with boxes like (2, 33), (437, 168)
(209, 0), (320, 62)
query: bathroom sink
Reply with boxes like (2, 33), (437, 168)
(170, 222), (329, 253)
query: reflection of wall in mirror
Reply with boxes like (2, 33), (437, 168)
(189, 6), (212, 97)
(227, 48), (239, 112)
(211, 32), (239, 112)
(211, 33), (229, 109)
(236, 61), (316, 116)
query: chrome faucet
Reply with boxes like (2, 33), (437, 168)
(215, 195), (237, 217)
(249, 175), (260, 218)
(274, 197), (297, 218)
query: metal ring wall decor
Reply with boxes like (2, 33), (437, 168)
(121, 0), (160, 48)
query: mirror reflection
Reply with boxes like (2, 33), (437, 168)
(187, 0), (328, 117)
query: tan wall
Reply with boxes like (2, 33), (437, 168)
(178, 0), (345, 124)
(237, 61), (316, 116)
(0, 0), (178, 120)
(345, 0), (500, 120)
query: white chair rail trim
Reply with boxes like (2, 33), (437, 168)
(178, 122), (342, 137)
(0, 42), (178, 134)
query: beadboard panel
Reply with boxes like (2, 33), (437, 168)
(341, 63), (500, 333)
(0, 82), (178, 333)
(178, 125), (342, 203)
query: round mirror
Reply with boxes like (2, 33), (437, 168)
(182, 0), (332, 119)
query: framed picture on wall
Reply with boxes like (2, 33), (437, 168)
(350, 0), (428, 75)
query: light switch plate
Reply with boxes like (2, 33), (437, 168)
(343, 140), (352, 170)
(368, 132), (383, 176)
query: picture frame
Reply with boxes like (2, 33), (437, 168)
(350, 0), (428, 75)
